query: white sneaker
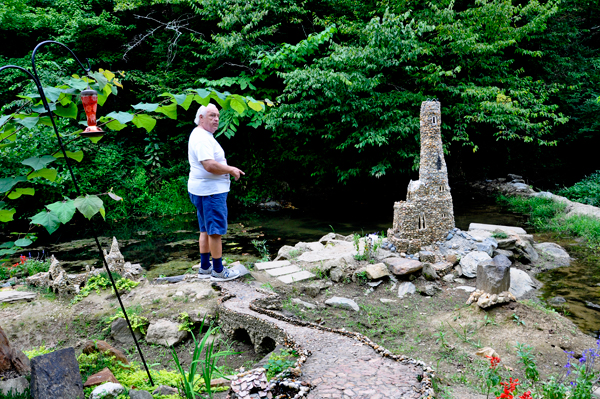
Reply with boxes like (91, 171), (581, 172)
(198, 265), (213, 279)
(210, 267), (240, 282)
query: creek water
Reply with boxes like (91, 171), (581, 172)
(25, 192), (600, 336)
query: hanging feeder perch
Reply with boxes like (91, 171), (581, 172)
(80, 88), (104, 137)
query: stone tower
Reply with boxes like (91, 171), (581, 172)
(387, 101), (455, 253)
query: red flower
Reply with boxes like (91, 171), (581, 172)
(519, 391), (533, 399)
(486, 355), (501, 369)
(497, 378), (520, 399)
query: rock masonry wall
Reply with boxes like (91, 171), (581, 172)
(388, 101), (455, 253)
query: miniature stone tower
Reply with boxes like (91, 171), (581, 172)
(387, 100), (455, 253)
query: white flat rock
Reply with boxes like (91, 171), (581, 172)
(278, 271), (315, 284)
(296, 241), (355, 263)
(254, 260), (291, 270)
(455, 286), (476, 293)
(468, 223), (526, 235)
(0, 290), (36, 303)
(265, 265), (302, 277)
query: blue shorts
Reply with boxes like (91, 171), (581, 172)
(188, 192), (228, 236)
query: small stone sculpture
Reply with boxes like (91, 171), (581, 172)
(388, 101), (455, 253)
(466, 289), (516, 308)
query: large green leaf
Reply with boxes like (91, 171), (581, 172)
(180, 94), (194, 111)
(15, 116), (40, 129)
(230, 97), (247, 115)
(38, 117), (53, 127)
(14, 238), (33, 247)
(132, 103), (159, 112)
(132, 114), (157, 133)
(64, 77), (89, 91)
(193, 94), (211, 107)
(28, 168), (57, 182)
(22, 155), (56, 170)
(90, 72), (108, 91)
(53, 150), (84, 162)
(30, 210), (61, 234)
(54, 102), (78, 119)
(42, 87), (62, 102)
(106, 119), (127, 131)
(0, 115), (10, 127)
(0, 176), (27, 193)
(106, 111), (134, 124)
(0, 124), (16, 141)
(156, 103), (177, 119)
(74, 195), (104, 219)
(7, 187), (35, 199)
(32, 103), (56, 113)
(248, 100), (265, 112)
(46, 199), (76, 224)
(0, 209), (16, 222)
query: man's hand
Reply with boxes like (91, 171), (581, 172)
(229, 167), (245, 181)
(201, 160), (245, 181)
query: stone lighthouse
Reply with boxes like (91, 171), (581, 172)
(387, 100), (455, 253)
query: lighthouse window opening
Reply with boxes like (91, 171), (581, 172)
(437, 154), (442, 170)
(418, 214), (427, 230)
(431, 116), (437, 125)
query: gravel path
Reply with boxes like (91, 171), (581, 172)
(219, 281), (429, 399)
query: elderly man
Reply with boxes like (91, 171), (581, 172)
(188, 103), (245, 281)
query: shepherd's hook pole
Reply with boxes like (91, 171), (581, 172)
(0, 41), (154, 386)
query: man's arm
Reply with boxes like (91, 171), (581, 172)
(201, 159), (245, 181)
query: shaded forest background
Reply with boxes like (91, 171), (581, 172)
(0, 0), (599, 222)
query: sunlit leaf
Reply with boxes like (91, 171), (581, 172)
(38, 117), (53, 127)
(53, 150), (84, 162)
(106, 119), (127, 131)
(90, 72), (108, 91)
(30, 210), (61, 234)
(54, 102), (78, 119)
(0, 176), (27, 193)
(22, 155), (56, 170)
(0, 115), (10, 127)
(28, 168), (57, 182)
(64, 77), (89, 91)
(42, 87), (62, 102)
(74, 195), (104, 220)
(193, 94), (211, 106)
(14, 238), (33, 247)
(0, 124), (16, 141)
(132, 103), (159, 112)
(7, 188), (35, 199)
(46, 199), (76, 224)
(99, 206), (106, 220)
(248, 101), (265, 112)
(156, 103), (177, 119)
(0, 209), (16, 222)
(230, 97), (246, 114)
(132, 114), (157, 133)
(181, 95), (194, 111)
(106, 111), (134, 124)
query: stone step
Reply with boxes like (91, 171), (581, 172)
(277, 271), (315, 284)
(468, 223), (526, 235)
(0, 290), (36, 304)
(253, 260), (291, 270)
(265, 265), (302, 277)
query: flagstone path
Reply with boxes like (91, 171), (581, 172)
(218, 280), (434, 399)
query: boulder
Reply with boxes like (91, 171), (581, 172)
(475, 241), (495, 257)
(548, 297), (567, 306)
(494, 249), (514, 260)
(82, 341), (129, 365)
(295, 242), (324, 252)
(496, 237), (517, 249)
(152, 385), (179, 396)
(30, 348), (84, 399)
(275, 245), (296, 261)
(325, 297), (360, 312)
(145, 320), (188, 347)
(302, 281), (326, 298)
(1, 325), (30, 376)
(90, 382), (124, 399)
(291, 298), (317, 309)
(423, 285), (441, 296)
(129, 389), (153, 399)
(514, 240), (539, 263)
(422, 264), (439, 281)
(491, 254), (512, 268)
(0, 376), (29, 396)
(365, 263), (390, 280)
(83, 367), (119, 388)
(397, 282), (416, 298)
(445, 254), (459, 265)
(432, 261), (454, 276)
(534, 242), (571, 268)
(329, 267), (345, 283)
(111, 318), (142, 346)
(442, 274), (455, 283)
(459, 251), (492, 278)
(476, 263), (510, 295)
(419, 251), (436, 263)
(385, 258), (423, 276)
(509, 269), (537, 299)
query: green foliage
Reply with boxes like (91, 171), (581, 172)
(177, 312), (194, 333)
(3, 256), (50, 278)
(515, 342), (539, 383)
(24, 345), (54, 358)
(251, 239), (270, 262)
(170, 318), (237, 399)
(264, 348), (298, 380)
(557, 171), (600, 207)
(70, 272), (121, 304)
(102, 304), (149, 334)
(113, 278), (139, 293)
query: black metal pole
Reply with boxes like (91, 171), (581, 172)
(0, 42), (154, 386)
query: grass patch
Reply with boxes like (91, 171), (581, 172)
(556, 170), (600, 207)
(498, 195), (600, 251)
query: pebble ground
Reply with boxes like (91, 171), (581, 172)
(221, 281), (424, 399)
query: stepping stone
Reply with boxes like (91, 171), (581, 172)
(254, 260), (291, 270)
(0, 291), (36, 304)
(265, 265), (302, 277)
(468, 223), (526, 235)
(278, 271), (315, 284)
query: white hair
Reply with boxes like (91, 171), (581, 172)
(194, 103), (217, 125)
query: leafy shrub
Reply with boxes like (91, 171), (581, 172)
(70, 272), (123, 304)
(102, 304), (149, 334)
(264, 348), (298, 380)
(24, 345), (55, 358)
(557, 170), (600, 207)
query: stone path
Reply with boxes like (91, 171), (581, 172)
(254, 261), (315, 284)
(219, 281), (432, 399)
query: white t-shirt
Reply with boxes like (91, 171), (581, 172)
(188, 126), (230, 196)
